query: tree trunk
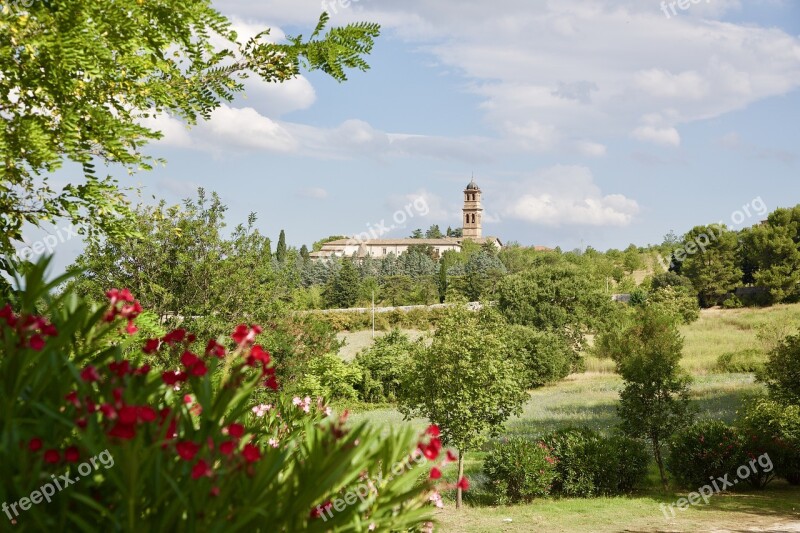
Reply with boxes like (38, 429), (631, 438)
(652, 435), (668, 489)
(456, 450), (464, 510)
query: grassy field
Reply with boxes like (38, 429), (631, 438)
(338, 304), (800, 532)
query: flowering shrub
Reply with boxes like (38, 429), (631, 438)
(667, 419), (743, 488)
(483, 437), (557, 504)
(737, 399), (800, 486)
(0, 260), (439, 530)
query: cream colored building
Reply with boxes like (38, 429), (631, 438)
(310, 179), (502, 260)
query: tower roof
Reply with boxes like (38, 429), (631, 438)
(465, 178), (480, 190)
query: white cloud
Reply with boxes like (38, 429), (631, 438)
(500, 166), (640, 227)
(632, 126), (681, 147)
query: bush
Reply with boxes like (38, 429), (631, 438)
(760, 333), (800, 406)
(667, 420), (743, 488)
(722, 295), (744, 309)
(716, 348), (765, 373)
(505, 325), (573, 388)
(354, 330), (416, 402)
(541, 428), (649, 497)
(297, 353), (361, 402)
(738, 398), (800, 486)
(483, 437), (557, 504)
(0, 260), (437, 530)
(648, 286), (700, 324)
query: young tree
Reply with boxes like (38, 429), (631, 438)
(1, 4), (379, 259)
(299, 244), (311, 263)
(425, 224), (444, 239)
(323, 259), (360, 308)
(398, 306), (527, 508)
(681, 225), (742, 306)
(595, 306), (694, 487)
(276, 229), (288, 263)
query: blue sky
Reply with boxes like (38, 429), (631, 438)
(20, 0), (800, 267)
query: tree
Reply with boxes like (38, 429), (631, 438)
(446, 226), (463, 238)
(759, 333), (800, 406)
(1, 5), (379, 259)
(323, 259), (360, 308)
(497, 262), (614, 356)
(398, 306), (527, 509)
(299, 244), (310, 263)
(312, 235), (347, 252)
(740, 206), (800, 303)
(276, 229), (287, 263)
(409, 229), (424, 239)
(595, 306), (694, 488)
(425, 225), (443, 239)
(681, 225), (742, 306)
(622, 244), (643, 274)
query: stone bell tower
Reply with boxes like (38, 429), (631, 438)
(462, 178), (483, 239)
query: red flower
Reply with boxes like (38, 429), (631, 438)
(75, 418), (88, 429)
(143, 338), (160, 354)
(189, 360), (207, 377)
(118, 406), (138, 425)
(446, 450), (458, 463)
(426, 425), (440, 438)
(29, 334), (46, 351)
(65, 390), (81, 408)
(430, 467), (442, 480)
(310, 501), (333, 519)
(125, 321), (138, 335)
(231, 324), (262, 346)
(191, 459), (212, 479)
(80, 366), (100, 383)
(457, 477), (470, 491)
(135, 364), (151, 376)
(0, 303), (16, 326)
(242, 443), (261, 463)
(109, 360), (131, 378)
(65, 446), (80, 463)
(219, 441), (236, 455)
(181, 351), (200, 368)
(100, 403), (116, 419)
(44, 449), (60, 464)
(108, 422), (136, 440)
(249, 345), (270, 364)
(263, 375), (279, 391)
(418, 437), (442, 461)
(227, 423), (245, 439)
(28, 438), (42, 452)
(161, 370), (187, 386)
(137, 406), (157, 423)
(162, 328), (187, 345)
(205, 339), (226, 358)
(176, 441), (200, 461)
(210, 486), (220, 497)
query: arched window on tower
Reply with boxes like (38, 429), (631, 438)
(465, 214), (469, 224)
(471, 213), (476, 223)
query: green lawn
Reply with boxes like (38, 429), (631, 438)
(341, 304), (800, 532)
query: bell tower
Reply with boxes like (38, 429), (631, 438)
(462, 178), (483, 239)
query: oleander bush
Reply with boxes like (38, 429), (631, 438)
(483, 437), (557, 504)
(667, 419), (744, 489)
(0, 259), (443, 531)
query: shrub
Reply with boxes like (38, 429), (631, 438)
(716, 348), (765, 373)
(648, 286), (700, 324)
(541, 428), (649, 497)
(667, 420), (743, 488)
(483, 437), (557, 504)
(0, 260), (438, 530)
(297, 353), (362, 402)
(760, 333), (800, 406)
(354, 330), (416, 402)
(738, 398), (800, 486)
(505, 325), (573, 388)
(722, 295), (744, 309)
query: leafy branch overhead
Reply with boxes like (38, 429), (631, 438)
(0, 2), (380, 254)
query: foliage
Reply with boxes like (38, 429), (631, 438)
(1, 4), (379, 258)
(595, 306), (694, 487)
(541, 428), (649, 497)
(666, 420), (743, 488)
(716, 348), (764, 373)
(497, 262), (614, 354)
(397, 305), (527, 507)
(354, 330), (417, 403)
(483, 438), (557, 504)
(323, 259), (361, 309)
(740, 206), (800, 304)
(737, 398), (800, 486)
(647, 285), (700, 324)
(295, 353), (362, 402)
(680, 225), (742, 307)
(0, 259), (436, 531)
(505, 325), (574, 388)
(759, 332), (800, 406)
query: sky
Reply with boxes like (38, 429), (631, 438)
(17, 0), (800, 268)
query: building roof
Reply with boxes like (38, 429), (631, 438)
(465, 179), (480, 190)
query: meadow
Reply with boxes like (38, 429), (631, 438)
(340, 304), (800, 532)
